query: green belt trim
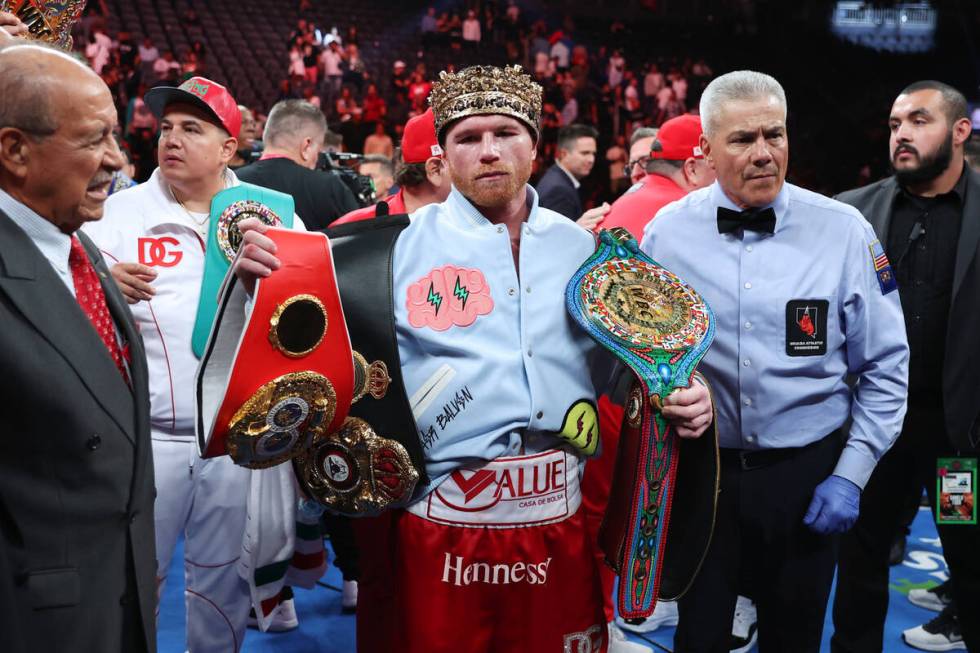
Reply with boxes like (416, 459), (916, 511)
(254, 558), (291, 587)
(191, 182), (295, 358)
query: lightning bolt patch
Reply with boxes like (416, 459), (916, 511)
(558, 399), (599, 456)
(427, 282), (443, 315)
(453, 276), (470, 310)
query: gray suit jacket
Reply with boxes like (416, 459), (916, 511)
(0, 211), (157, 652)
(837, 166), (980, 452)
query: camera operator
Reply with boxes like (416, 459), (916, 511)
(332, 108), (451, 224)
(236, 99), (358, 229)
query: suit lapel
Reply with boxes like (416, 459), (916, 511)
(952, 167), (980, 299)
(871, 178), (898, 243)
(0, 213), (136, 443)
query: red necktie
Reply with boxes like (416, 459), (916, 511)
(69, 235), (130, 383)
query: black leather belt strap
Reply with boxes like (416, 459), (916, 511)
(324, 215), (428, 489)
(719, 430), (842, 472)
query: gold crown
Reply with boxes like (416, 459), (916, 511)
(0, 0), (87, 49)
(429, 65), (543, 140)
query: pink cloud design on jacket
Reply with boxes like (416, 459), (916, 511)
(406, 265), (494, 331)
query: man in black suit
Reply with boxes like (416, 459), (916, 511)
(832, 80), (980, 653)
(536, 123), (608, 228)
(0, 44), (156, 652)
(236, 99), (359, 229)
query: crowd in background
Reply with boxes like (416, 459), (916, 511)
(69, 1), (724, 205)
(70, 0), (980, 208)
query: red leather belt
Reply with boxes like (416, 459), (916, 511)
(197, 228), (354, 468)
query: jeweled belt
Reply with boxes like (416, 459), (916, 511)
(566, 228), (717, 620)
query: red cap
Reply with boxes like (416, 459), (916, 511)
(401, 109), (443, 164)
(650, 114), (704, 161)
(145, 76), (242, 139)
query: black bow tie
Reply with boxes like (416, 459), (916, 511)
(717, 207), (777, 235)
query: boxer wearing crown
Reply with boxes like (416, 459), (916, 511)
(230, 65), (713, 653)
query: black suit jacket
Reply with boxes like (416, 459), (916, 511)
(236, 157), (360, 230)
(0, 211), (156, 652)
(837, 166), (980, 452)
(536, 164), (583, 219)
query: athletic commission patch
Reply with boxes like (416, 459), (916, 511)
(868, 239), (897, 295)
(406, 265), (493, 331)
(785, 299), (829, 357)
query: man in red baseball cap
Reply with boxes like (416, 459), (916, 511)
(333, 108), (451, 224)
(144, 76), (242, 140)
(84, 75), (292, 653)
(602, 114), (715, 238)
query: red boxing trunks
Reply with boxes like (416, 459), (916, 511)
(357, 449), (608, 653)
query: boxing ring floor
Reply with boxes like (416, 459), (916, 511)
(157, 507), (948, 652)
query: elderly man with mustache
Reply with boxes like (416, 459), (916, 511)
(0, 42), (156, 653)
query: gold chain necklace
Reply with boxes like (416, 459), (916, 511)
(168, 184), (210, 227)
(168, 175), (228, 231)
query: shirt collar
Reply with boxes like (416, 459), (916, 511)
(445, 184), (540, 230)
(0, 186), (72, 266)
(556, 161), (581, 189)
(710, 180), (790, 233)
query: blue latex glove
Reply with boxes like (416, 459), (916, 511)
(803, 474), (861, 534)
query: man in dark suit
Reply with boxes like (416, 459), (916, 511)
(236, 99), (359, 229)
(0, 44), (156, 652)
(832, 80), (980, 653)
(536, 123), (608, 228)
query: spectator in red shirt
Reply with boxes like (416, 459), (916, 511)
(408, 72), (432, 111)
(361, 83), (387, 127)
(603, 114), (714, 238)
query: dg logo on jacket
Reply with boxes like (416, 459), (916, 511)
(138, 237), (183, 267)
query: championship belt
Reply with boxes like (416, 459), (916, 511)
(287, 215), (427, 516)
(566, 228), (718, 620)
(0, 0), (85, 49)
(293, 415), (418, 516)
(321, 215), (430, 488)
(196, 228), (352, 468)
(192, 183), (294, 358)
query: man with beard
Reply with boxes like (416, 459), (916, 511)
(228, 64), (713, 653)
(831, 80), (980, 653)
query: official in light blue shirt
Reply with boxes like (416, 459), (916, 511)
(643, 180), (910, 488)
(638, 70), (910, 653)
